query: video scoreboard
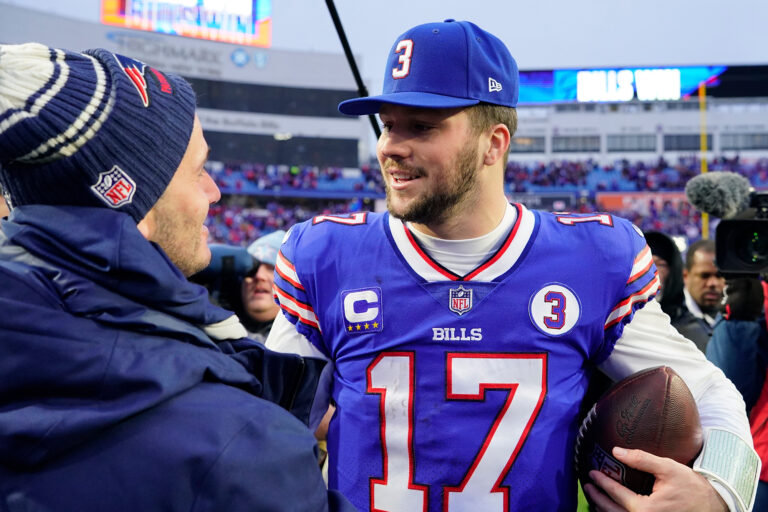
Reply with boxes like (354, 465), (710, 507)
(519, 65), (766, 105)
(101, 0), (272, 47)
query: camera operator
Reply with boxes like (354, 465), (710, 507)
(687, 171), (768, 510)
(706, 276), (768, 511)
(191, 231), (285, 343)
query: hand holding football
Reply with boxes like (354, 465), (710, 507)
(575, 366), (704, 496)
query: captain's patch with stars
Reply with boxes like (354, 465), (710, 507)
(342, 287), (383, 334)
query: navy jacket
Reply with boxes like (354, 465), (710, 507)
(707, 316), (768, 412)
(0, 206), (354, 512)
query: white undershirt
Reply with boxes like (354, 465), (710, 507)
(407, 202), (517, 275)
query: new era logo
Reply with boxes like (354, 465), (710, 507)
(488, 77), (503, 92)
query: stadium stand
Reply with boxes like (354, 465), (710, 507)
(205, 155), (767, 249)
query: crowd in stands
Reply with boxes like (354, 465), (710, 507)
(207, 161), (385, 197)
(205, 155), (767, 248)
(208, 161), (322, 193)
(505, 160), (591, 192)
(609, 198), (703, 240)
(208, 155), (768, 198)
(504, 155), (768, 193)
(206, 196), (372, 246)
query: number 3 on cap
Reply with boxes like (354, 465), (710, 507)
(392, 39), (414, 79)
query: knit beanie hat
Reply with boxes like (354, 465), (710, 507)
(0, 43), (196, 222)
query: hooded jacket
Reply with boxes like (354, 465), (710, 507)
(645, 230), (711, 352)
(0, 205), (353, 512)
(707, 317), (768, 511)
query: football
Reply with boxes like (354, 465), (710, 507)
(575, 365), (703, 496)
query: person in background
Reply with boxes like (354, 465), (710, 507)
(707, 276), (768, 512)
(0, 43), (352, 512)
(645, 231), (711, 351)
(684, 239), (726, 333)
(266, 19), (759, 512)
(191, 231), (285, 342)
(241, 230), (285, 341)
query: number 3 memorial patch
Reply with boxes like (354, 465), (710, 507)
(529, 283), (581, 336)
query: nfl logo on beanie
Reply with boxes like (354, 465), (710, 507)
(90, 166), (137, 207)
(0, 43), (196, 222)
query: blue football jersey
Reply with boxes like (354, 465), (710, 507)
(273, 205), (658, 512)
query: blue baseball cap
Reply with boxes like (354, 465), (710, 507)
(338, 19), (519, 115)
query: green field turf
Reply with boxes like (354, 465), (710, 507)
(578, 483), (590, 511)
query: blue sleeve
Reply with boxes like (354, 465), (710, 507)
(601, 218), (660, 352)
(221, 338), (331, 429)
(272, 223), (328, 356)
(706, 317), (768, 411)
(192, 409), (357, 512)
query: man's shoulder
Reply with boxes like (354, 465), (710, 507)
(291, 210), (384, 236)
(532, 209), (645, 262)
(284, 210), (386, 256)
(0, 257), (61, 307)
(535, 209), (638, 235)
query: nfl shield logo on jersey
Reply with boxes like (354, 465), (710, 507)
(90, 166), (137, 208)
(449, 285), (473, 316)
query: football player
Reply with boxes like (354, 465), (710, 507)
(267, 19), (759, 512)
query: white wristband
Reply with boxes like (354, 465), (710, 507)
(693, 428), (761, 512)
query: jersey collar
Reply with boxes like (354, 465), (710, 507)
(386, 203), (537, 282)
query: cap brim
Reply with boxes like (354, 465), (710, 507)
(338, 92), (480, 116)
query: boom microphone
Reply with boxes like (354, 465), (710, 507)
(684, 171), (752, 219)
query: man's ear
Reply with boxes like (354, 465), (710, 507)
(483, 123), (511, 166)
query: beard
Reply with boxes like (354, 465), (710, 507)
(700, 301), (723, 317)
(382, 139), (482, 225)
(150, 199), (208, 277)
